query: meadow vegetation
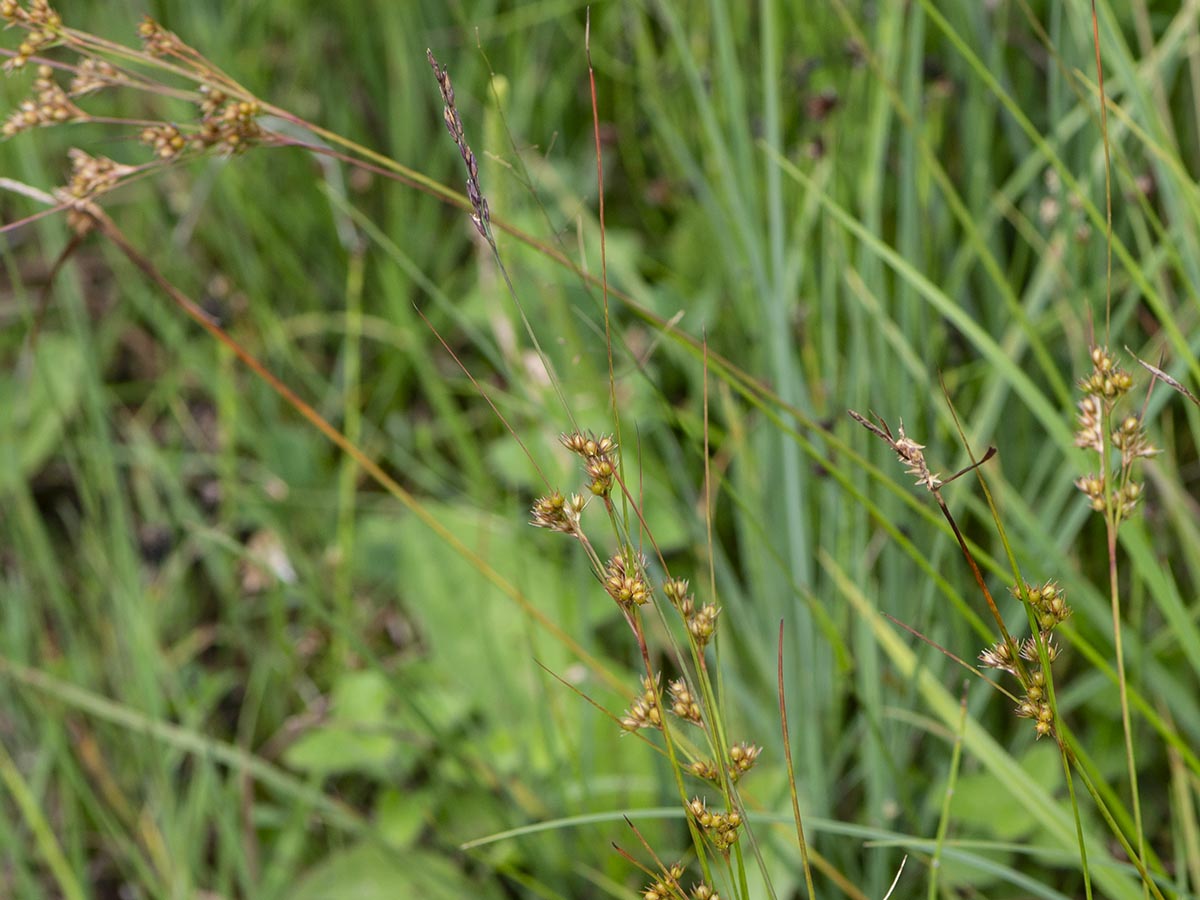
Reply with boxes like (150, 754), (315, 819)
(2, 1), (1199, 898)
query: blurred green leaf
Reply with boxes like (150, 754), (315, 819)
(283, 670), (401, 777)
(0, 335), (85, 490)
(289, 843), (504, 900)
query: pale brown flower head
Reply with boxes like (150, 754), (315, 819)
(667, 678), (702, 724)
(70, 58), (118, 95)
(529, 490), (586, 535)
(1, 0), (63, 71)
(728, 741), (762, 779)
(603, 553), (651, 608)
(891, 423), (942, 490)
(1074, 395), (1103, 452)
(620, 673), (662, 732)
(641, 862), (684, 900)
(682, 598), (720, 648)
(686, 797), (742, 850)
(1012, 580), (1071, 632)
(1019, 635), (1059, 663)
(1079, 346), (1133, 399)
(1111, 414), (1158, 466)
(1074, 473), (1106, 511)
(137, 16), (182, 57)
(979, 640), (1017, 674)
(848, 410), (942, 491)
(2, 65), (84, 137)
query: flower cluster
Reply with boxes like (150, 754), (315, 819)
(664, 577), (720, 650)
(689, 741), (763, 785)
(52, 148), (135, 234)
(620, 674), (662, 732)
(2, 63), (82, 137)
(1, 0), (62, 71)
(136, 15), (183, 57)
(686, 797), (742, 851)
(848, 410), (941, 491)
(1074, 346), (1157, 519)
(529, 489), (586, 535)
(69, 57), (117, 94)
(1015, 580), (1071, 633)
(640, 866), (720, 900)
(527, 425), (754, 881)
(192, 91), (263, 155)
(641, 862), (684, 900)
(559, 430), (619, 497)
(667, 678), (702, 724)
(978, 580), (1069, 739)
(727, 741), (762, 779)
(603, 552), (652, 609)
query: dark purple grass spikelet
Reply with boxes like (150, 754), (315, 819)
(427, 49), (490, 239)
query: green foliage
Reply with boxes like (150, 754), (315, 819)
(2, 0), (1199, 898)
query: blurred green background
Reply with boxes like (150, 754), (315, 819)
(2, 1), (1199, 898)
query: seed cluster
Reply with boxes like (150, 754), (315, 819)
(1, 0), (62, 71)
(686, 797), (742, 850)
(641, 864), (720, 900)
(663, 577), (719, 651)
(2, 3), (267, 230)
(2, 64), (81, 137)
(603, 552), (652, 609)
(529, 425), (758, 879)
(1074, 346), (1157, 518)
(620, 674), (662, 732)
(529, 489), (587, 535)
(977, 578), (1072, 739)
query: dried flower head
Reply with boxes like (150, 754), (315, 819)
(848, 410), (942, 490)
(1074, 395), (1103, 452)
(1074, 346), (1157, 520)
(979, 640), (1018, 674)
(529, 490), (586, 535)
(1111, 414), (1157, 466)
(51, 148), (134, 235)
(560, 430), (618, 459)
(193, 95), (263, 155)
(1078, 346), (1133, 399)
(1015, 693), (1055, 739)
(1074, 473), (1106, 511)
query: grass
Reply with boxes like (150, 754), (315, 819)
(2, 0), (1200, 897)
